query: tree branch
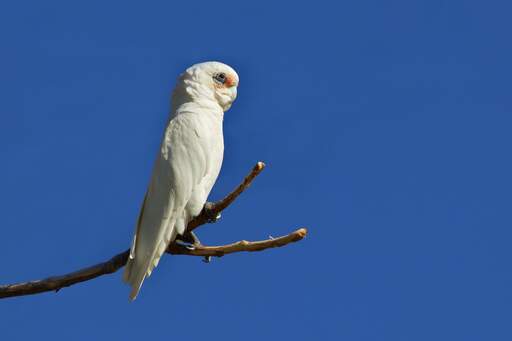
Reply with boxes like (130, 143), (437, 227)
(186, 161), (265, 231)
(167, 228), (307, 257)
(0, 162), (307, 299)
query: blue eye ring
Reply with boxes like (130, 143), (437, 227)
(213, 72), (227, 84)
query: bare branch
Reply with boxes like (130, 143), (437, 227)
(186, 161), (265, 232)
(167, 228), (308, 257)
(0, 251), (130, 299)
(0, 162), (307, 299)
(0, 229), (307, 299)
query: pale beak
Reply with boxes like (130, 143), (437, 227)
(229, 86), (237, 99)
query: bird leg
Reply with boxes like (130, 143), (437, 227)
(176, 231), (212, 263)
(176, 231), (201, 247)
(181, 231), (201, 245)
(175, 200), (222, 259)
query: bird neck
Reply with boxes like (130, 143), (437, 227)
(170, 79), (224, 115)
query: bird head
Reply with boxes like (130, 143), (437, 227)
(175, 61), (239, 112)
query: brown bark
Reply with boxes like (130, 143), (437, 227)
(0, 162), (307, 299)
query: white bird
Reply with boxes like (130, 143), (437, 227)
(123, 61), (239, 300)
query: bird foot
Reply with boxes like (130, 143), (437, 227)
(174, 239), (211, 263)
(176, 231), (212, 262)
(203, 202), (222, 223)
(175, 239), (196, 250)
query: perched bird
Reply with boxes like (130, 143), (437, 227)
(123, 61), (239, 300)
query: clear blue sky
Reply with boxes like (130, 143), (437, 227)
(1, 0), (511, 340)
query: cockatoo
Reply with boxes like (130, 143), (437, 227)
(123, 61), (239, 300)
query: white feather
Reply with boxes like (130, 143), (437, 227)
(123, 61), (238, 300)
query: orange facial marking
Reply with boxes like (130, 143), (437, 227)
(225, 75), (236, 88)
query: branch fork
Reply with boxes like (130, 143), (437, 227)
(0, 162), (308, 299)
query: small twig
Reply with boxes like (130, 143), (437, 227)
(0, 162), (307, 299)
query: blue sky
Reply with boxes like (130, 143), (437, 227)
(1, 0), (511, 340)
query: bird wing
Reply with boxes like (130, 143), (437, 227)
(123, 113), (206, 300)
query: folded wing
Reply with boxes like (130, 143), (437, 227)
(123, 115), (206, 300)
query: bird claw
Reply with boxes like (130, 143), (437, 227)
(202, 256), (212, 263)
(175, 239), (196, 250)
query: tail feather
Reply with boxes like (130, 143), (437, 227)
(124, 222), (178, 301)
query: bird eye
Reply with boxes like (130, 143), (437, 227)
(213, 72), (227, 84)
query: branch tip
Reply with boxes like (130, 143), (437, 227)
(0, 163), (306, 299)
(296, 228), (308, 238)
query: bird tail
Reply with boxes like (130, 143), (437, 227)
(123, 234), (145, 300)
(123, 217), (178, 301)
